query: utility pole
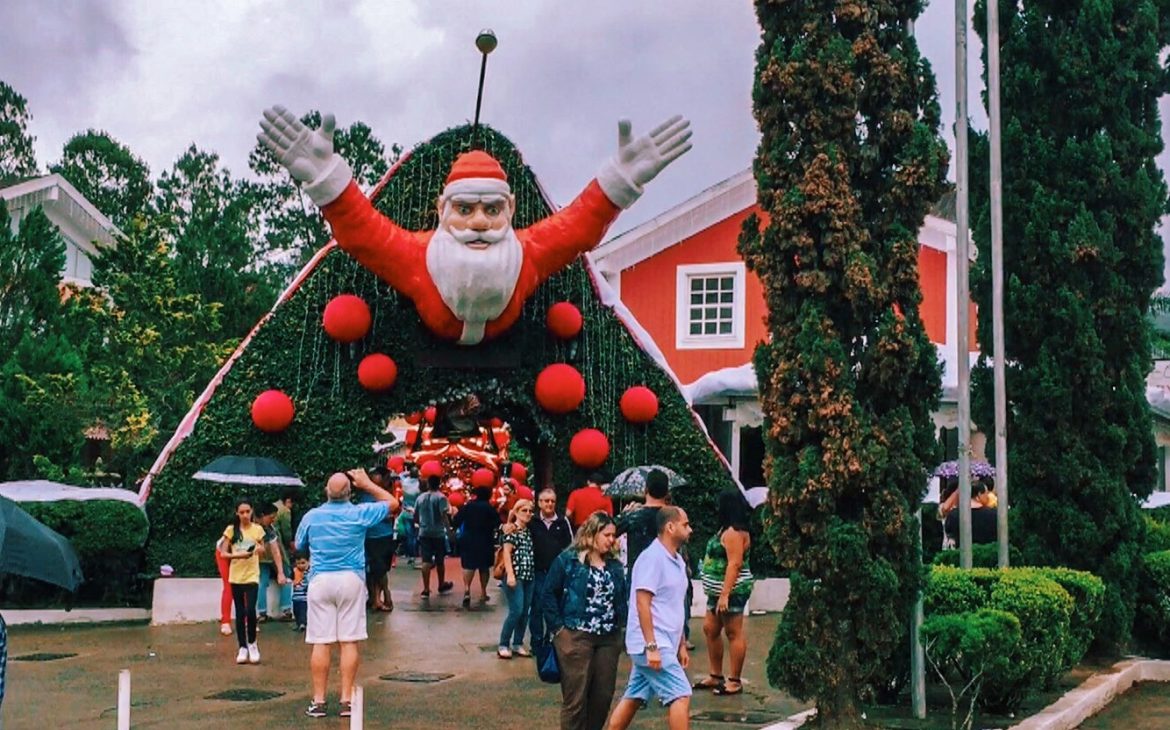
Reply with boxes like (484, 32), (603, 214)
(955, 0), (973, 570)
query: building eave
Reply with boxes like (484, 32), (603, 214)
(0, 174), (122, 249)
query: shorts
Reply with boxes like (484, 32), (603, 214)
(305, 571), (367, 644)
(706, 592), (750, 615)
(418, 536), (447, 565)
(365, 535), (396, 577)
(623, 651), (692, 707)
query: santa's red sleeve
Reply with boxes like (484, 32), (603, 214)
(321, 183), (428, 294)
(521, 180), (623, 281)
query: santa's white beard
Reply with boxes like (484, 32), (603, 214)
(426, 224), (523, 344)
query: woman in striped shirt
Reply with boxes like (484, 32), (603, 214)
(696, 490), (755, 696)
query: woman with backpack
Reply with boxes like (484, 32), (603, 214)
(540, 512), (628, 730)
(497, 498), (536, 659)
(216, 497), (271, 665)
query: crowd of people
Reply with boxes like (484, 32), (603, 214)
(213, 464), (758, 729)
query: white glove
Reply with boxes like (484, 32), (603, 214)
(597, 115), (692, 209)
(257, 105), (353, 207)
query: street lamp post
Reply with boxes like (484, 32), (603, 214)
(472, 29), (498, 140)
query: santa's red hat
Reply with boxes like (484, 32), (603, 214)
(442, 150), (511, 198)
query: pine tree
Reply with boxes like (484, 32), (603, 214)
(0, 80), (38, 179)
(741, 2), (948, 724)
(50, 129), (153, 229)
(969, 0), (1170, 650)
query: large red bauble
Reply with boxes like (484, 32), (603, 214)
(448, 491), (467, 509)
(322, 294), (371, 343)
(534, 364), (586, 414)
(510, 462), (528, 483)
(424, 406), (438, 423)
(490, 417), (504, 428)
(471, 467), (497, 489)
(420, 460), (443, 479)
(620, 385), (659, 424)
(569, 428), (610, 469)
(251, 390), (295, 433)
(546, 302), (583, 340)
(516, 484), (535, 501)
(405, 430), (418, 446)
(357, 354), (398, 392)
(404, 411), (421, 425)
(386, 455), (405, 472)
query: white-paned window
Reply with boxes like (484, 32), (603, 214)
(676, 262), (746, 349)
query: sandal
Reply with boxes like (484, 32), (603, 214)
(713, 678), (744, 696)
(692, 673), (724, 690)
(462, 593), (472, 608)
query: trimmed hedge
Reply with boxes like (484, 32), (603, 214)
(922, 609), (1021, 724)
(1135, 549), (1170, 652)
(144, 124), (736, 577)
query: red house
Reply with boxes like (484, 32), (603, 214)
(589, 170), (978, 490)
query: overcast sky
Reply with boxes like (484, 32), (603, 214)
(2, 0), (1167, 271)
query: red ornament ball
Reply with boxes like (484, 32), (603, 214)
(386, 455), (405, 472)
(471, 467), (497, 489)
(516, 484), (535, 501)
(534, 364), (586, 414)
(510, 462), (528, 484)
(405, 411), (422, 425)
(448, 491), (467, 509)
(546, 302), (583, 340)
(357, 354), (398, 392)
(424, 405), (438, 423)
(619, 385), (659, 424)
(490, 417), (504, 428)
(251, 389), (295, 433)
(405, 430), (419, 446)
(420, 460), (443, 480)
(569, 428), (610, 469)
(322, 294), (371, 343)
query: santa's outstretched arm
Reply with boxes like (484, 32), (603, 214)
(257, 106), (422, 293)
(526, 115), (692, 280)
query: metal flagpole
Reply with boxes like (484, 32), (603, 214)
(956, 0), (973, 569)
(987, 0), (1010, 569)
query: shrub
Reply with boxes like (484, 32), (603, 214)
(922, 609), (1021, 730)
(1021, 567), (1103, 673)
(1144, 514), (1170, 553)
(932, 544), (1022, 568)
(1135, 550), (1170, 652)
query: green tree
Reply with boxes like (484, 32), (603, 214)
(740, 1), (948, 725)
(249, 111), (398, 275)
(969, 0), (1170, 650)
(0, 80), (38, 179)
(0, 200), (65, 352)
(50, 129), (152, 229)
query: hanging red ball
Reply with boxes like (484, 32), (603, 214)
(620, 385), (659, 424)
(471, 467), (497, 489)
(420, 460), (443, 479)
(510, 463), (528, 484)
(386, 455), (405, 472)
(570, 428), (610, 469)
(546, 302), (584, 340)
(322, 294), (372, 343)
(534, 364), (586, 414)
(490, 417), (504, 428)
(448, 491), (467, 509)
(251, 389), (295, 433)
(515, 484), (535, 501)
(424, 405), (438, 423)
(405, 411), (422, 425)
(357, 354), (398, 392)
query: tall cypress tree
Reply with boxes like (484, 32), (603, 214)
(741, 1), (947, 724)
(970, 0), (1170, 650)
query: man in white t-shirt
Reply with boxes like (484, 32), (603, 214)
(608, 505), (694, 730)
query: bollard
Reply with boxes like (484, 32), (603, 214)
(117, 669), (131, 730)
(349, 685), (363, 729)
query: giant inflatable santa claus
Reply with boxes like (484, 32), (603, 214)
(258, 106), (691, 344)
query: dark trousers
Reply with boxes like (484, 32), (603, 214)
(230, 582), (259, 647)
(529, 570), (549, 646)
(554, 628), (622, 730)
(293, 597), (308, 629)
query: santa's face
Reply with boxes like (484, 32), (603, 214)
(438, 194), (515, 249)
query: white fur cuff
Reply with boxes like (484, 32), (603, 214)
(442, 178), (512, 199)
(597, 158), (643, 209)
(304, 154), (354, 207)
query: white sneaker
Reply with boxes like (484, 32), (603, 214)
(236, 647), (248, 664)
(247, 643), (260, 664)
(220, 623), (232, 636)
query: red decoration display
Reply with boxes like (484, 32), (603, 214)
(510, 462), (528, 483)
(424, 405), (438, 423)
(569, 428), (610, 469)
(322, 294), (372, 343)
(490, 417), (504, 428)
(386, 455), (405, 472)
(448, 491), (467, 509)
(534, 364), (586, 414)
(471, 467), (497, 489)
(357, 354), (398, 392)
(251, 390), (295, 433)
(420, 460), (444, 479)
(405, 411), (421, 425)
(516, 484), (535, 501)
(619, 385), (659, 424)
(546, 302), (584, 340)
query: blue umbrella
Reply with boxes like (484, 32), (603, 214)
(0, 496), (84, 592)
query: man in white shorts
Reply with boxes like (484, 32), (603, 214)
(295, 469), (398, 719)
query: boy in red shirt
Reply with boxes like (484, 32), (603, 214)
(565, 472), (613, 529)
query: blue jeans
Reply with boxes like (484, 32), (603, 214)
(258, 562), (292, 615)
(400, 521), (419, 560)
(529, 570), (549, 646)
(499, 578), (534, 649)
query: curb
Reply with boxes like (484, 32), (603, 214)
(759, 708), (816, 730)
(2, 608), (150, 626)
(1010, 658), (1170, 730)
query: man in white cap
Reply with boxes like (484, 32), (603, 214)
(258, 107), (691, 345)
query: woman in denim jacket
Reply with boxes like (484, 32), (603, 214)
(541, 512), (629, 730)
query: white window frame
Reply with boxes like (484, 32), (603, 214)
(675, 262), (746, 350)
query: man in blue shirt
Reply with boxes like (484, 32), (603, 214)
(608, 505), (694, 730)
(296, 469), (398, 719)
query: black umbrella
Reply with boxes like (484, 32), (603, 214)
(192, 456), (305, 487)
(0, 496), (84, 591)
(605, 465), (686, 498)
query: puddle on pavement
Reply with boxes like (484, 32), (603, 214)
(11, 652), (77, 662)
(380, 671), (455, 683)
(204, 689), (285, 702)
(691, 710), (784, 725)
